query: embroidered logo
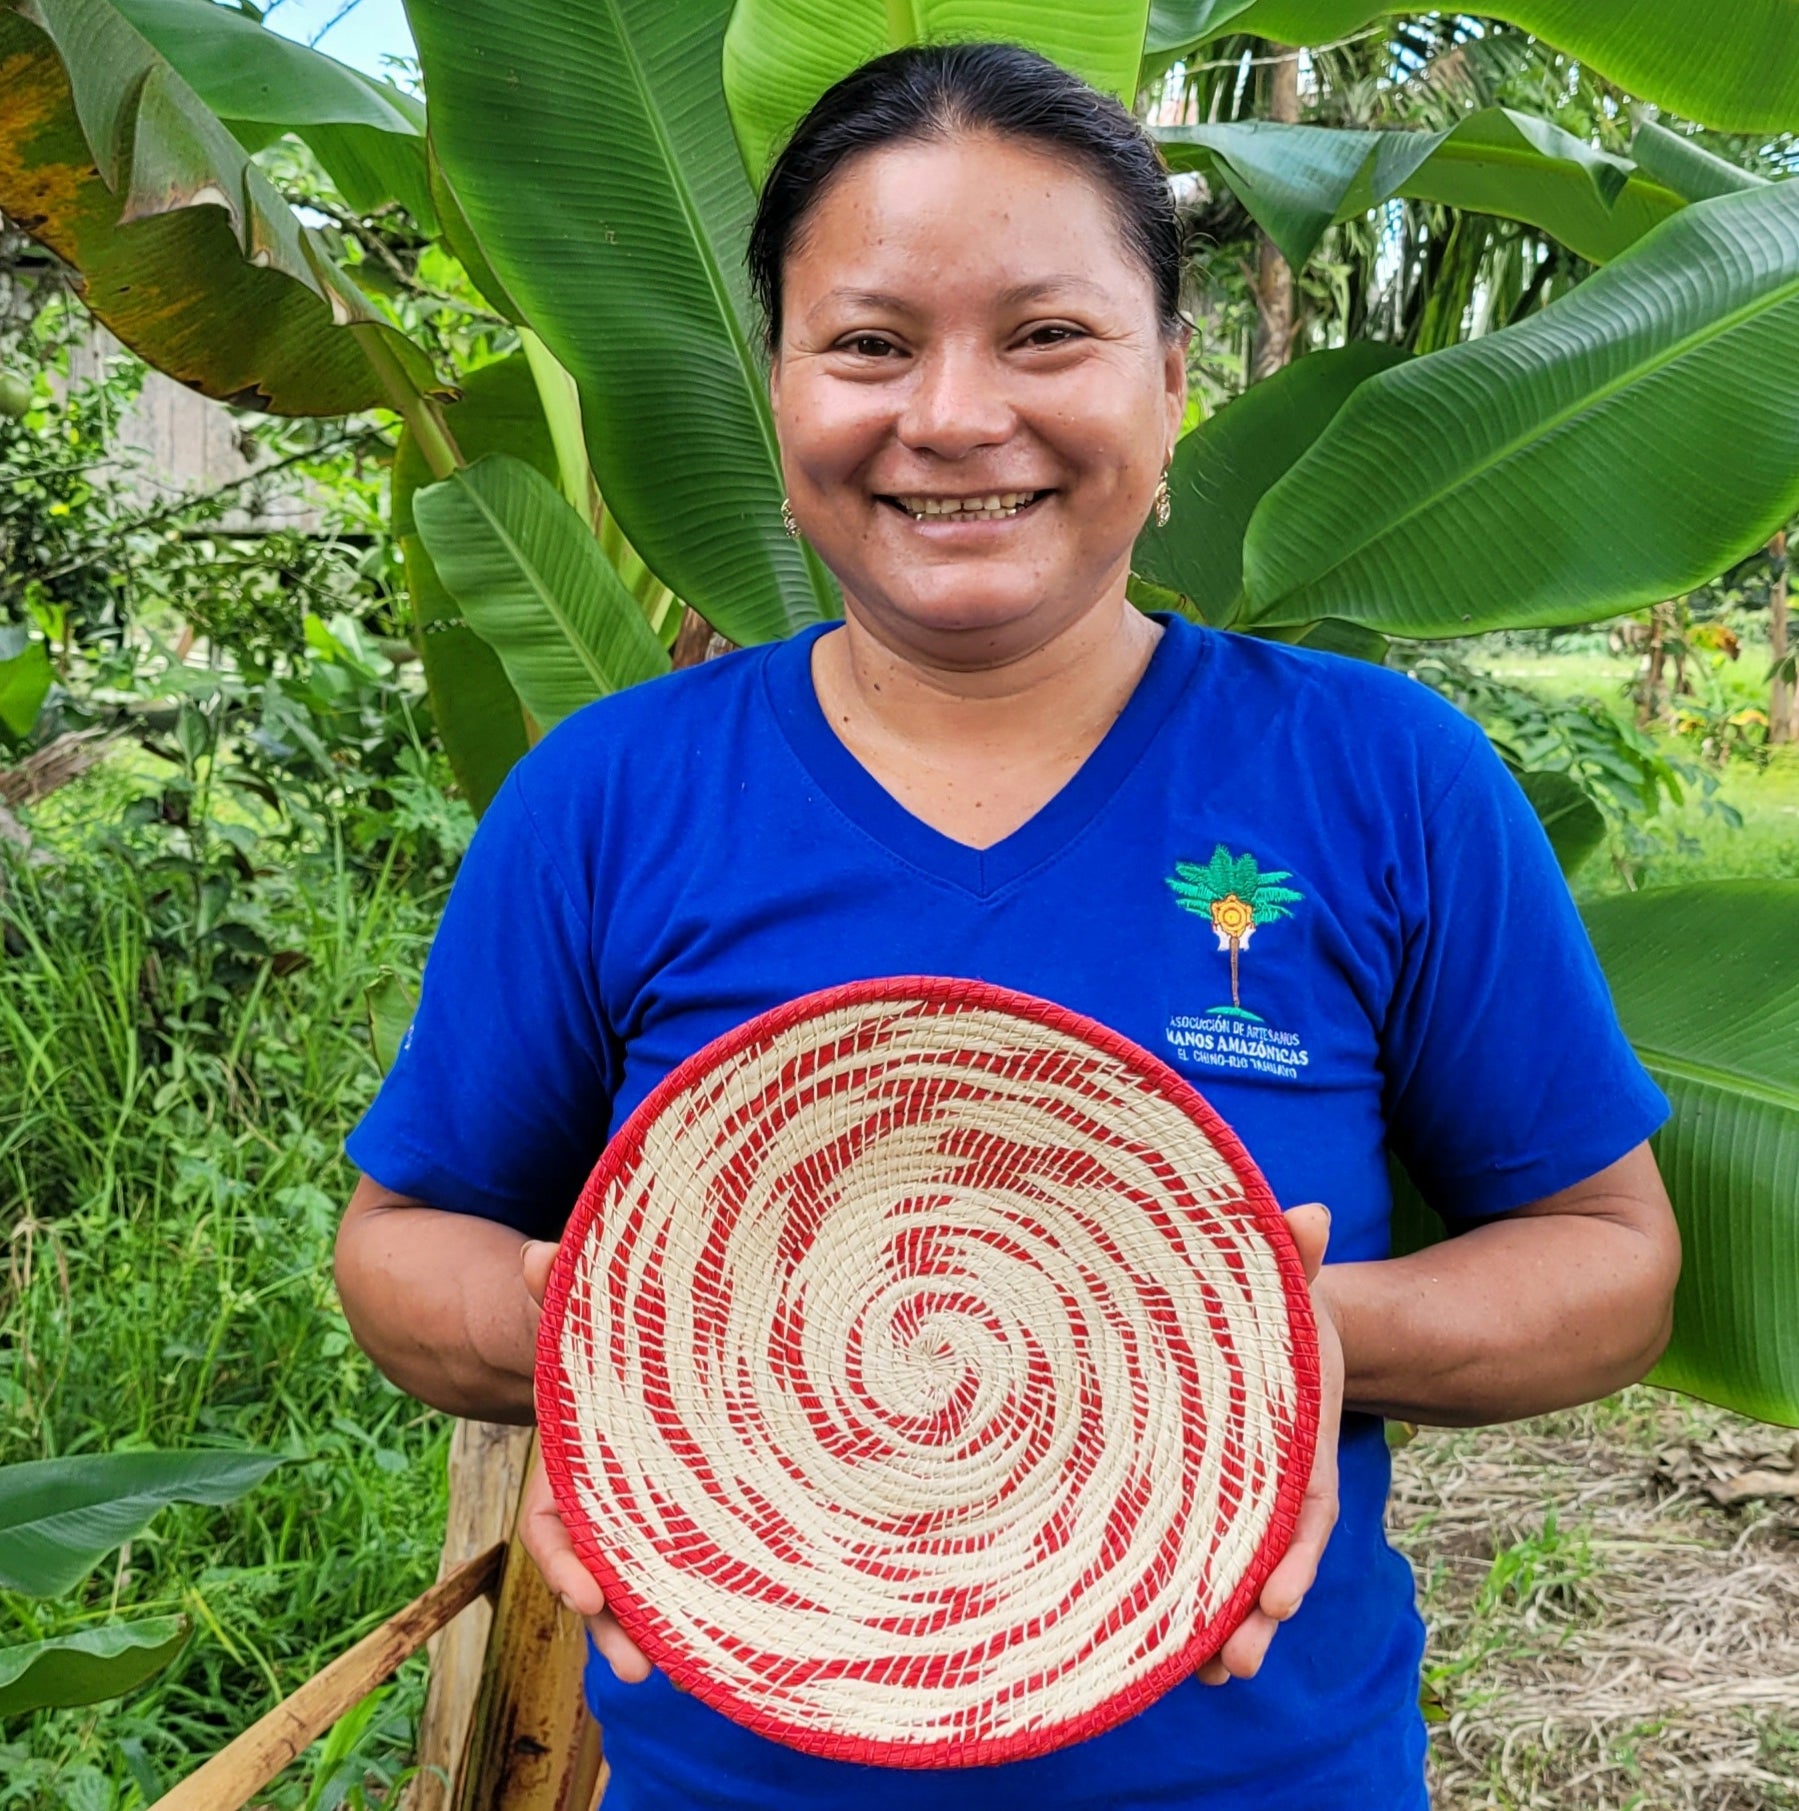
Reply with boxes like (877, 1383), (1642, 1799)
(1167, 845), (1304, 1020)
(1164, 847), (1311, 1080)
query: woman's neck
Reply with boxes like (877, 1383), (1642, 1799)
(808, 595), (1164, 851)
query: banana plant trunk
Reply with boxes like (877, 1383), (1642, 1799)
(1772, 530), (1795, 745)
(1249, 43), (1300, 381)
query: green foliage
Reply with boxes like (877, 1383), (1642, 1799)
(0, 813), (449, 1800)
(722, 0), (1151, 181)
(1155, 109), (1679, 271)
(1133, 343), (1407, 625)
(1242, 181), (1799, 637)
(0, 1618), (190, 1720)
(0, 0), (439, 415)
(0, 1452), (282, 1598)
(1585, 884), (1799, 1427)
(413, 0), (837, 645)
(414, 454), (670, 729)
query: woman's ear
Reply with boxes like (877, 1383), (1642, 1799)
(1162, 326), (1190, 458)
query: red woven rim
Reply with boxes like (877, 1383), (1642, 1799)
(538, 977), (1319, 1768)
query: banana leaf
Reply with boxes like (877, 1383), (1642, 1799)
(1198, 4), (1799, 136)
(110, 0), (433, 223)
(392, 353), (554, 813)
(408, 0), (836, 645)
(413, 454), (670, 731)
(1155, 110), (1683, 271)
(0, 0), (441, 415)
(1133, 342), (1406, 624)
(0, 1618), (188, 1716)
(1585, 883), (1799, 1427)
(0, 1450), (281, 1597)
(723, 0), (1152, 185)
(1629, 117), (1767, 206)
(1242, 180), (1799, 638)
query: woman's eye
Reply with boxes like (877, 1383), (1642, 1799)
(842, 334), (900, 358)
(1023, 324), (1083, 347)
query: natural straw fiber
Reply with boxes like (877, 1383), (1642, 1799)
(537, 977), (1320, 1769)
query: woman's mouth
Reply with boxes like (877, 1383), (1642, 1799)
(879, 489), (1051, 522)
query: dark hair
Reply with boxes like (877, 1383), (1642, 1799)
(746, 42), (1184, 350)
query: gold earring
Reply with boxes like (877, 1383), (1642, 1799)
(780, 497), (799, 539)
(1153, 470), (1173, 529)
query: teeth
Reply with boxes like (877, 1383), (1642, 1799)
(893, 490), (1040, 520)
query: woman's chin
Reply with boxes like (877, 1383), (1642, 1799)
(851, 580), (1092, 648)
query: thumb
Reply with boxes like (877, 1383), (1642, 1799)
(1282, 1202), (1330, 1286)
(521, 1238), (558, 1308)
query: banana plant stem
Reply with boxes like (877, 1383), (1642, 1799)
(352, 324), (462, 480)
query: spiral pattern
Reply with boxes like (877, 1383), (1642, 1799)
(538, 979), (1318, 1768)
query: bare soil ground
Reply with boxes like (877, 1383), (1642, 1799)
(1389, 1388), (1799, 1809)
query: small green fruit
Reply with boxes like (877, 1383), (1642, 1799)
(0, 371), (33, 418)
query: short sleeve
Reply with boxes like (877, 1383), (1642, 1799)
(346, 765), (615, 1237)
(1381, 724), (1668, 1221)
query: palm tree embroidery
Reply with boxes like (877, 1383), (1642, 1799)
(1167, 846), (1305, 1016)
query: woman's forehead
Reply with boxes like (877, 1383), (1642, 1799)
(786, 137), (1150, 312)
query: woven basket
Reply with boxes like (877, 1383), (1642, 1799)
(537, 977), (1319, 1769)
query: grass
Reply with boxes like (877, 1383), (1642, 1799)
(0, 793), (454, 1810)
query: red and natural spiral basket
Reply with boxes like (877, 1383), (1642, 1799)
(536, 977), (1319, 1769)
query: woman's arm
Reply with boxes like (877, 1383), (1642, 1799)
(1325, 1142), (1680, 1426)
(333, 1175), (542, 1424)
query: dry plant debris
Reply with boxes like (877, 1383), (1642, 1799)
(1389, 1387), (1799, 1809)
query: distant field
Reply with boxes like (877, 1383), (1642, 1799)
(1467, 642), (1799, 891)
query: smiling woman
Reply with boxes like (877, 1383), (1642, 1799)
(334, 41), (1681, 1811)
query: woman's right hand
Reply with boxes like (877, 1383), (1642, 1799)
(519, 1240), (657, 1685)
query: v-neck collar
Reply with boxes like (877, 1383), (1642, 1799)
(764, 612), (1209, 900)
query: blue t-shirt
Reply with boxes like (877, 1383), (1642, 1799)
(349, 615), (1666, 1810)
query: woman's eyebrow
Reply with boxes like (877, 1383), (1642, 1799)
(993, 275), (1110, 306)
(807, 288), (916, 321)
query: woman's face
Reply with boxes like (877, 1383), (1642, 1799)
(770, 133), (1187, 659)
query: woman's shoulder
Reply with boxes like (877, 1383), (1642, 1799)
(518, 637), (778, 774)
(1197, 625), (1480, 770)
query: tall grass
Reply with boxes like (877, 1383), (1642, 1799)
(1, 826), (451, 1810)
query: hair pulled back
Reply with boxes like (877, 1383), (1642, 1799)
(746, 42), (1184, 351)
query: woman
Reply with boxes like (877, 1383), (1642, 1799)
(336, 43), (1680, 1810)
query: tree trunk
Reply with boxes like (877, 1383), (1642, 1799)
(404, 1421), (536, 1811)
(1230, 938), (1241, 1009)
(1772, 530), (1795, 745)
(1640, 601), (1676, 726)
(1249, 45), (1300, 382)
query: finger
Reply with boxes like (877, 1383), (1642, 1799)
(1281, 1202), (1330, 1284)
(1197, 1609), (1279, 1685)
(521, 1238), (558, 1307)
(1217, 1610), (1279, 1679)
(1260, 1466), (1339, 1619)
(586, 1610), (654, 1683)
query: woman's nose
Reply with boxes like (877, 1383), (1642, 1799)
(894, 344), (1016, 459)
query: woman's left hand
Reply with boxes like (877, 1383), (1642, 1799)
(1196, 1201), (1344, 1687)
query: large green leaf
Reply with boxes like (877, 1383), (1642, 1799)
(414, 454), (670, 731)
(1205, 4), (1799, 135)
(0, 0), (440, 414)
(1584, 883), (1799, 1427)
(1629, 118), (1767, 206)
(1512, 768), (1605, 878)
(1155, 110), (1682, 271)
(393, 353), (553, 812)
(109, 0), (433, 222)
(0, 1618), (188, 1716)
(722, 0), (1152, 185)
(409, 0), (835, 645)
(0, 627), (53, 743)
(1144, 0), (1255, 56)
(1243, 180), (1799, 638)
(1133, 342), (1406, 624)
(0, 1450), (281, 1597)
